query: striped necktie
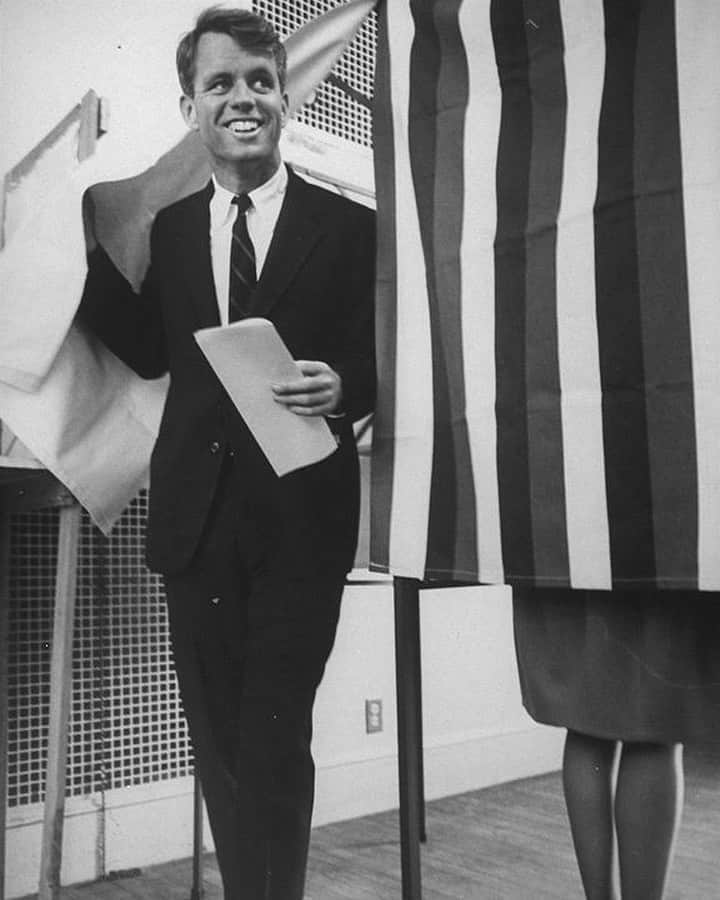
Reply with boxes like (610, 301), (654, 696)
(228, 193), (256, 322)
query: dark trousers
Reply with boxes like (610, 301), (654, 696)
(163, 461), (345, 899)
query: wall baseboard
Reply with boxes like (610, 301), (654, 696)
(312, 722), (563, 826)
(4, 722), (562, 898)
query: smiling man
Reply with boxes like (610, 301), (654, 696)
(77, 8), (375, 899)
(179, 27), (287, 193)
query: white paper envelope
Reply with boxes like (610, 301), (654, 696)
(194, 318), (337, 476)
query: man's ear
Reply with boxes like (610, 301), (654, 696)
(180, 94), (198, 131)
(280, 92), (289, 128)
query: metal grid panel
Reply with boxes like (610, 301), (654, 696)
(254, 0), (376, 148)
(7, 492), (191, 808)
(102, 497), (191, 790)
(7, 510), (57, 806)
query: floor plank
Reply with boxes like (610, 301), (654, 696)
(20, 744), (720, 899)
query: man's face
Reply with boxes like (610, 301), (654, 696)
(180, 32), (288, 190)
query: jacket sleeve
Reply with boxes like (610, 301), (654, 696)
(328, 205), (376, 423)
(76, 222), (168, 380)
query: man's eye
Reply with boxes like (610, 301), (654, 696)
(209, 79), (230, 93)
(252, 77), (273, 91)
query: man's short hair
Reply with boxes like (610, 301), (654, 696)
(176, 6), (287, 97)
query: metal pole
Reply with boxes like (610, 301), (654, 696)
(190, 773), (204, 899)
(410, 596), (427, 844)
(393, 577), (422, 900)
(39, 503), (82, 900)
(0, 503), (11, 900)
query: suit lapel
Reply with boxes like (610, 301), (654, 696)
(249, 169), (325, 318)
(177, 183), (221, 329)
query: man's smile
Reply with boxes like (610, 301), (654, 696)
(225, 118), (262, 137)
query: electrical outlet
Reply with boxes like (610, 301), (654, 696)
(365, 698), (383, 734)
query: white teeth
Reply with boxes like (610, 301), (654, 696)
(228, 120), (260, 134)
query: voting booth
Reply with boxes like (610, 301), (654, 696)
(5, 1), (718, 898)
(368, 2), (720, 896)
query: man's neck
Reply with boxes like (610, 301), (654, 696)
(213, 158), (282, 195)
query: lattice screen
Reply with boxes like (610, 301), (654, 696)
(8, 509), (58, 807)
(255, 0), (376, 148)
(7, 494), (191, 808)
(7, 0), (376, 814)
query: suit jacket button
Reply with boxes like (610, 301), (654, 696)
(210, 596), (220, 606)
(210, 440), (221, 454)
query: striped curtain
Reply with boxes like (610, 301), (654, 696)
(370, 0), (720, 590)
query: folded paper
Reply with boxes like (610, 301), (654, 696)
(195, 318), (337, 476)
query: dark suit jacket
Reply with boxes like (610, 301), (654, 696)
(79, 167), (376, 577)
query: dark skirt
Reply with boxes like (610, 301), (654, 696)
(513, 587), (720, 743)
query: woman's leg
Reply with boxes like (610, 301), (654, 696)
(562, 729), (620, 900)
(615, 742), (684, 900)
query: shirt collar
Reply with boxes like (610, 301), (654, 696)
(248, 162), (288, 210)
(210, 163), (288, 229)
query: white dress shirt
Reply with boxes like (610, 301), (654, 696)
(209, 163), (288, 326)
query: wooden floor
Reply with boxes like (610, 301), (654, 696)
(24, 744), (720, 899)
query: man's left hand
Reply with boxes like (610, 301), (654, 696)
(272, 360), (343, 416)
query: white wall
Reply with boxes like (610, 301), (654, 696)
(1, 2), (563, 896)
(1, 0), (229, 178)
(312, 581), (562, 827)
(0, 0), (373, 189)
